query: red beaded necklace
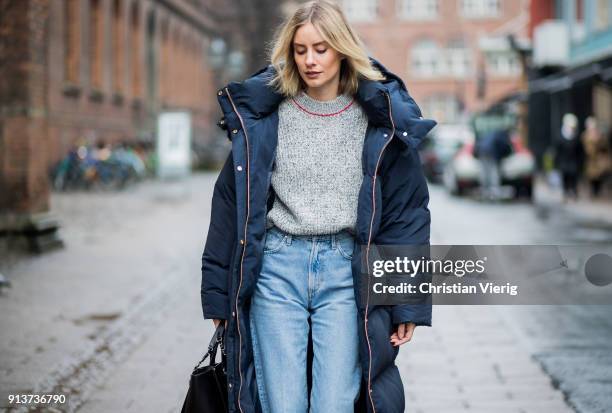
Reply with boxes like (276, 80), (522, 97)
(291, 95), (355, 117)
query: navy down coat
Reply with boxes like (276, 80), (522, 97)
(201, 57), (436, 413)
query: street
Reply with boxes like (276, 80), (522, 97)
(1, 173), (611, 413)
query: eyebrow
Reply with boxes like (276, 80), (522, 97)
(293, 41), (327, 47)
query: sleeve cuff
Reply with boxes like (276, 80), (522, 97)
(202, 292), (230, 320)
(391, 304), (432, 327)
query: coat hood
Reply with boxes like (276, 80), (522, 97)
(220, 57), (437, 149)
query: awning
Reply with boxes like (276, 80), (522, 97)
(529, 74), (572, 94)
(528, 62), (605, 94)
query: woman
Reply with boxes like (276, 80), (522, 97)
(201, 1), (436, 412)
(554, 113), (583, 201)
(581, 116), (610, 198)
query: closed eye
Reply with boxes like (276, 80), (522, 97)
(295, 49), (327, 55)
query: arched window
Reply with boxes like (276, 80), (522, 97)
(64, 0), (80, 84)
(411, 39), (444, 77)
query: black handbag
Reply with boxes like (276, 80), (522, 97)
(181, 323), (228, 413)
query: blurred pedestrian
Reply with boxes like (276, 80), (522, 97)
(554, 113), (582, 202)
(476, 128), (513, 200)
(581, 116), (610, 198)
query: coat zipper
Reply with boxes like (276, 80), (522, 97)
(226, 88), (395, 413)
(225, 87), (249, 413)
(364, 91), (395, 413)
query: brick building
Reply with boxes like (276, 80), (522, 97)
(46, 0), (222, 164)
(0, 0), (223, 247)
(527, 0), (612, 165)
(341, 0), (530, 124)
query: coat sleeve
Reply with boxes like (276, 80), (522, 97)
(378, 138), (432, 327)
(201, 150), (237, 320)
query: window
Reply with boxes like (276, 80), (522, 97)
(447, 39), (470, 78)
(422, 95), (461, 123)
(342, 0), (378, 22)
(130, 2), (141, 99)
(112, 0), (124, 94)
(64, 0), (80, 83)
(411, 40), (445, 77)
(595, 0), (611, 31)
(398, 0), (439, 20)
(90, 0), (103, 89)
(461, 0), (501, 19)
(411, 39), (471, 79)
(160, 21), (169, 103)
(485, 52), (521, 77)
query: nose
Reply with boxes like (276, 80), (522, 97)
(305, 49), (315, 66)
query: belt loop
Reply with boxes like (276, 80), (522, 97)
(285, 233), (292, 245)
(331, 233), (337, 250)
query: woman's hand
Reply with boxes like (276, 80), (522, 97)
(390, 322), (416, 347)
(213, 319), (228, 328)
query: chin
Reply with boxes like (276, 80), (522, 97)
(303, 78), (326, 89)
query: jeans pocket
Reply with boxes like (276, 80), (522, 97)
(263, 228), (286, 254)
(336, 236), (354, 260)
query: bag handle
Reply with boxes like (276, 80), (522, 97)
(193, 323), (226, 371)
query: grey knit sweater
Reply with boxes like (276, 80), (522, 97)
(265, 90), (369, 235)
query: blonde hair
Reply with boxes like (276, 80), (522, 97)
(268, 0), (385, 97)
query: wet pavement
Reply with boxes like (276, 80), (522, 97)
(0, 175), (610, 412)
(426, 183), (612, 413)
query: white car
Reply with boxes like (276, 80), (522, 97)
(444, 136), (535, 198)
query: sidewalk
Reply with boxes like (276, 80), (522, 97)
(0, 174), (216, 412)
(400, 305), (573, 413)
(533, 173), (612, 231)
(0, 177), (580, 413)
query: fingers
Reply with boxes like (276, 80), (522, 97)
(398, 323), (406, 339)
(212, 319), (228, 329)
(390, 323), (416, 347)
(405, 323), (416, 339)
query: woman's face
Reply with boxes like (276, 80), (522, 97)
(293, 22), (343, 94)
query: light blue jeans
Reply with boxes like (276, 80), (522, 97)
(250, 225), (362, 413)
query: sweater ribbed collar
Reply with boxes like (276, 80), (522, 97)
(292, 90), (353, 116)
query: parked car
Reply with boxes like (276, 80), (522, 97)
(443, 134), (535, 198)
(420, 124), (474, 183)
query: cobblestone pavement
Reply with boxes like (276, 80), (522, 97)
(423, 185), (612, 413)
(1, 175), (610, 412)
(0, 175), (217, 412)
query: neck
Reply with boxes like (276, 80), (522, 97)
(306, 79), (341, 102)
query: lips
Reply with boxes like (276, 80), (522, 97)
(305, 71), (321, 78)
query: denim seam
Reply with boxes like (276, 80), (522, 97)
(250, 317), (270, 413)
(308, 239), (317, 304)
(263, 232), (285, 254)
(337, 239), (354, 260)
